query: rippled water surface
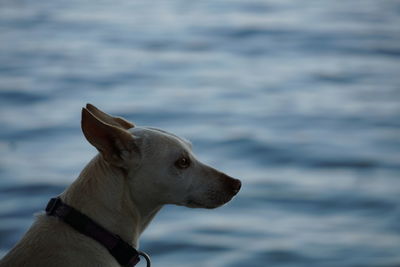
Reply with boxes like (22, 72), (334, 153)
(1, 0), (400, 266)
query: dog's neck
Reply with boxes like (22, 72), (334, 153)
(60, 154), (161, 248)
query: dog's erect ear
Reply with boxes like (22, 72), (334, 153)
(85, 103), (134, 130)
(81, 108), (139, 167)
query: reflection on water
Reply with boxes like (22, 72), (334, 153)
(1, 0), (400, 266)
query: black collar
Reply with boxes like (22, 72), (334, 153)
(45, 197), (149, 267)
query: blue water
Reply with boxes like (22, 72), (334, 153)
(1, 0), (400, 266)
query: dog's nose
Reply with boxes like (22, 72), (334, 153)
(219, 172), (242, 195)
(231, 178), (241, 195)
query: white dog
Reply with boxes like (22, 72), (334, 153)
(0, 104), (241, 267)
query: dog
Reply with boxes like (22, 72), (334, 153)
(0, 104), (241, 266)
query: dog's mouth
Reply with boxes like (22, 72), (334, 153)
(186, 199), (212, 209)
(186, 190), (240, 209)
(185, 176), (241, 209)
(186, 199), (224, 209)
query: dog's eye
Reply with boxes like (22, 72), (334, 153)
(175, 156), (191, 169)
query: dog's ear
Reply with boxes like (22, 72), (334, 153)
(81, 108), (139, 168)
(85, 103), (134, 130)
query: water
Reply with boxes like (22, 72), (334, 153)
(1, 0), (400, 266)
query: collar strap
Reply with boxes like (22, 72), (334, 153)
(45, 197), (142, 267)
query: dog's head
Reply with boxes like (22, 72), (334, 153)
(81, 104), (241, 209)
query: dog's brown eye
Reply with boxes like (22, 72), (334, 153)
(175, 157), (190, 169)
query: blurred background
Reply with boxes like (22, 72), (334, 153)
(1, 0), (400, 266)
